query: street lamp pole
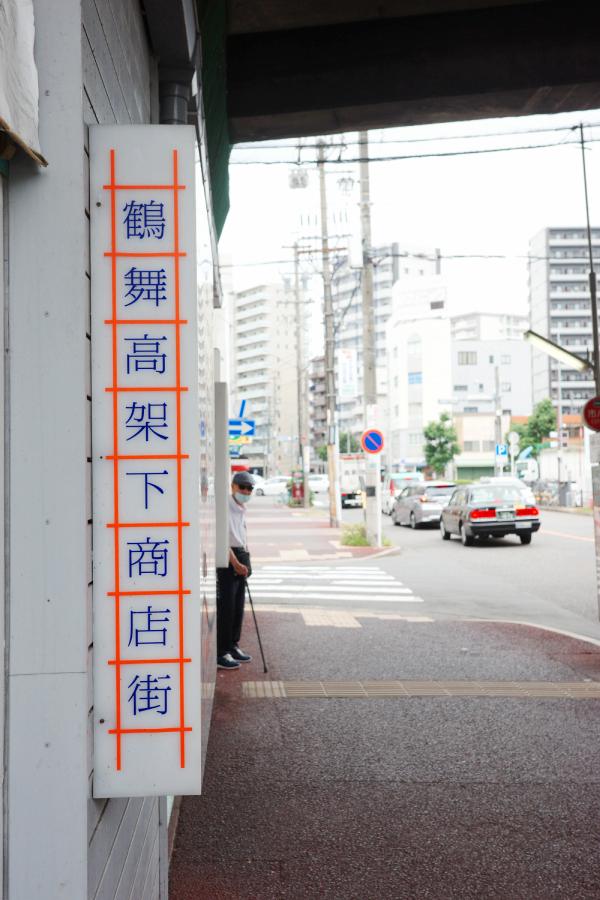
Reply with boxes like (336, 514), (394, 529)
(579, 123), (600, 395)
(318, 142), (341, 527)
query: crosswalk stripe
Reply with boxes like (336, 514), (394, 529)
(250, 563), (422, 605)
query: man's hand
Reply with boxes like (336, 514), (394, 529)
(232, 558), (249, 578)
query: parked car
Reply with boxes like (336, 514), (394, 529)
(440, 482), (540, 546)
(381, 471), (422, 514)
(392, 481), (457, 528)
(255, 475), (289, 496)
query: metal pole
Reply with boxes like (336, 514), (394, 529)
(245, 580), (268, 673)
(556, 328), (562, 496)
(579, 124), (600, 395)
(293, 242), (310, 507)
(359, 131), (381, 546)
(494, 366), (503, 475)
(318, 142), (340, 527)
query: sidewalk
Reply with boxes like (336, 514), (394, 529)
(248, 501), (395, 562)
(169, 607), (600, 898)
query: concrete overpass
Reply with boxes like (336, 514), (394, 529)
(225, 0), (600, 142)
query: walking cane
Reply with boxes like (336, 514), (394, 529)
(245, 579), (268, 674)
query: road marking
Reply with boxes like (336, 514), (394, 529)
(242, 680), (600, 699)
(542, 529), (594, 543)
(251, 564), (422, 605)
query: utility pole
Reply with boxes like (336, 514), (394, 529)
(318, 142), (341, 527)
(293, 241), (310, 507)
(359, 130), (381, 546)
(494, 366), (503, 476)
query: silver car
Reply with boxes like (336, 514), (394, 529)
(392, 481), (457, 528)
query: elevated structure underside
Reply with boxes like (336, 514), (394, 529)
(226, 0), (600, 143)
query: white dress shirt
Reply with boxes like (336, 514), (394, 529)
(228, 494), (247, 549)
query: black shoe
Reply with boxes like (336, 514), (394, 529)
(217, 652), (240, 669)
(230, 646), (252, 662)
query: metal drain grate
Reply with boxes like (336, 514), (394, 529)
(241, 680), (600, 699)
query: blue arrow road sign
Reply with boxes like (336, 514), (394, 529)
(228, 418), (255, 438)
(495, 443), (508, 457)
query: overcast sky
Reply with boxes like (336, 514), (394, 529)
(219, 109), (600, 323)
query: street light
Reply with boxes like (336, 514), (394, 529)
(523, 329), (593, 372)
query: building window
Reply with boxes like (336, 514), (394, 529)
(464, 406), (479, 413)
(458, 351), (477, 365)
(408, 372), (422, 385)
(501, 382), (512, 392)
(408, 432), (423, 445)
(489, 355), (494, 364)
(454, 385), (468, 392)
(463, 440), (481, 451)
(501, 354), (511, 364)
(430, 301), (444, 310)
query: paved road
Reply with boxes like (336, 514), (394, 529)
(250, 496), (600, 643)
(350, 504), (600, 642)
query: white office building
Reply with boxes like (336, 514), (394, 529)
(451, 312), (529, 341)
(386, 291), (533, 472)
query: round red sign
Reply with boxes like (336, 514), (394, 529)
(583, 396), (600, 432)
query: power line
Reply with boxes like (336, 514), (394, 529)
(229, 136), (600, 166)
(231, 120), (600, 151)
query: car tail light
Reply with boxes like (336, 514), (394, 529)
(517, 506), (539, 517)
(470, 509), (495, 520)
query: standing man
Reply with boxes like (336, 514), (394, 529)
(216, 470), (255, 669)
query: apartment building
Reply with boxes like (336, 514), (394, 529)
(529, 226), (600, 417)
(230, 284), (299, 475)
(332, 243), (440, 434)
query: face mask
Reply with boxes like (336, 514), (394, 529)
(234, 490), (251, 504)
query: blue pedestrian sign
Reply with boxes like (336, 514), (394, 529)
(361, 429), (384, 454)
(495, 443), (508, 458)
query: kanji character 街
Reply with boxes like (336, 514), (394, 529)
(128, 674), (171, 715)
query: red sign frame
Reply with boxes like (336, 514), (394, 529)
(583, 397), (600, 432)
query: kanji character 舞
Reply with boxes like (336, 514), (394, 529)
(122, 200), (166, 240)
(123, 267), (167, 307)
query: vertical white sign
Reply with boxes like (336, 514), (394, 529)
(337, 347), (359, 400)
(90, 126), (202, 797)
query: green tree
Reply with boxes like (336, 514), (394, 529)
(317, 445), (327, 462)
(510, 398), (556, 458)
(423, 413), (460, 476)
(339, 431), (359, 453)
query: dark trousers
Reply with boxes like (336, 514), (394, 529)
(216, 565), (246, 657)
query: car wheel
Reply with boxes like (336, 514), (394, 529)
(440, 519), (450, 540)
(459, 523), (474, 546)
(519, 533), (532, 545)
(410, 512), (418, 530)
(255, 488), (264, 496)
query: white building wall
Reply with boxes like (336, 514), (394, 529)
(6, 2), (176, 898)
(451, 339), (533, 418)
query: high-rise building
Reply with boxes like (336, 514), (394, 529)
(229, 284), (299, 475)
(307, 355), (327, 465)
(332, 243), (439, 434)
(529, 227), (600, 416)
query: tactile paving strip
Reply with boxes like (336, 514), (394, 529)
(241, 680), (600, 699)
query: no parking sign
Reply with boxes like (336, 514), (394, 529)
(361, 429), (384, 454)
